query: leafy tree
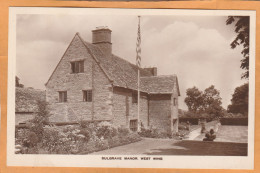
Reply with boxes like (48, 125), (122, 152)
(184, 87), (204, 113)
(227, 83), (248, 116)
(184, 85), (224, 118)
(226, 16), (249, 79)
(202, 85), (223, 117)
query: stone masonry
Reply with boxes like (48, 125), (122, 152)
(45, 27), (180, 133)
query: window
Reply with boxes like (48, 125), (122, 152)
(83, 90), (92, 102)
(59, 91), (67, 102)
(71, 61), (84, 73)
(130, 119), (138, 132)
(173, 98), (177, 106)
(132, 92), (138, 103)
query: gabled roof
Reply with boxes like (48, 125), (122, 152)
(82, 40), (154, 90)
(141, 75), (181, 96)
(46, 33), (180, 95)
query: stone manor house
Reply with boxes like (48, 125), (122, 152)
(45, 27), (180, 133)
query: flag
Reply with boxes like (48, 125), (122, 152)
(136, 16), (141, 68)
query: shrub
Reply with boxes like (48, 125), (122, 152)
(79, 120), (89, 128)
(27, 132), (39, 146)
(16, 120), (143, 154)
(40, 126), (75, 154)
(78, 128), (91, 142)
(29, 100), (49, 141)
(108, 136), (121, 147)
(126, 132), (141, 143)
(138, 127), (152, 137)
(118, 126), (130, 136)
(138, 127), (170, 138)
(96, 122), (118, 139)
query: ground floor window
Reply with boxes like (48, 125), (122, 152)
(58, 91), (67, 102)
(83, 90), (92, 102)
(130, 119), (138, 131)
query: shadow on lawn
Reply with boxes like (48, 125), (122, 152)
(144, 140), (248, 156)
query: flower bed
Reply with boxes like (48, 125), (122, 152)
(15, 121), (141, 154)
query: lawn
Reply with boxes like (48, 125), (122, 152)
(194, 125), (248, 143)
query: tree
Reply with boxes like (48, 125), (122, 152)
(184, 87), (204, 113)
(184, 85), (224, 118)
(227, 83), (248, 116)
(202, 85), (223, 118)
(226, 16), (249, 79)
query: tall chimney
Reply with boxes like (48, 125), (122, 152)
(92, 26), (112, 55)
(144, 67), (157, 76)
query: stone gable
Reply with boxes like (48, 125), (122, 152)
(46, 34), (112, 122)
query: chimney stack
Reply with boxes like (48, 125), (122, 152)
(92, 26), (112, 55)
(144, 67), (157, 76)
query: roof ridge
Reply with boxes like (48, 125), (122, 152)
(78, 35), (114, 82)
(141, 74), (176, 78)
(112, 54), (152, 74)
(82, 39), (130, 87)
(112, 54), (135, 66)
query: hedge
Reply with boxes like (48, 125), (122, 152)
(220, 118), (248, 126)
(179, 118), (213, 125)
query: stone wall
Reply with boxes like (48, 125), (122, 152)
(15, 113), (35, 125)
(171, 81), (179, 133)
(148, 94), (172, 133)
(92, 61), (113, 120)
(46, 34), (112, 122)
(112, 87), (149, 128)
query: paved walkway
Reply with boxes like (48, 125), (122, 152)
(90, 138), (247, 156)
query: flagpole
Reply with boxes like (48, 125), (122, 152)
(137, 16), (141, 132)
(137, 65), (140, 131)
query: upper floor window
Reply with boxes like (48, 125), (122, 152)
(132, 92), (138, 104)
(83, 90), (92, 102)
(59, 91), (67, 102)
(71, 60), (84, 73)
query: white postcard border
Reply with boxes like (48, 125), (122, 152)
(7, 7), (256, 169)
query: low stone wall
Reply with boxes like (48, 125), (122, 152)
(15, 112), (35, 125)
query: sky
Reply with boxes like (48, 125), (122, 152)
(16, 13), (247, 110)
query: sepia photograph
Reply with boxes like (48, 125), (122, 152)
(7, 8), (255, 169)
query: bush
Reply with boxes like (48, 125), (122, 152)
(138, 127), (152, 137)
(118, 126), (130, 136)
(126, 132), (141, 142)
(16, 121), (142, 154)
(78, 129), (91, 142)
(29, 100), (49, 141)
(79, 120), (89, 128)
(138, 127), (170, 138)
(27, 132), (39, 146)
(108, 136), (121, 147)
(96, 122), (118, 139)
